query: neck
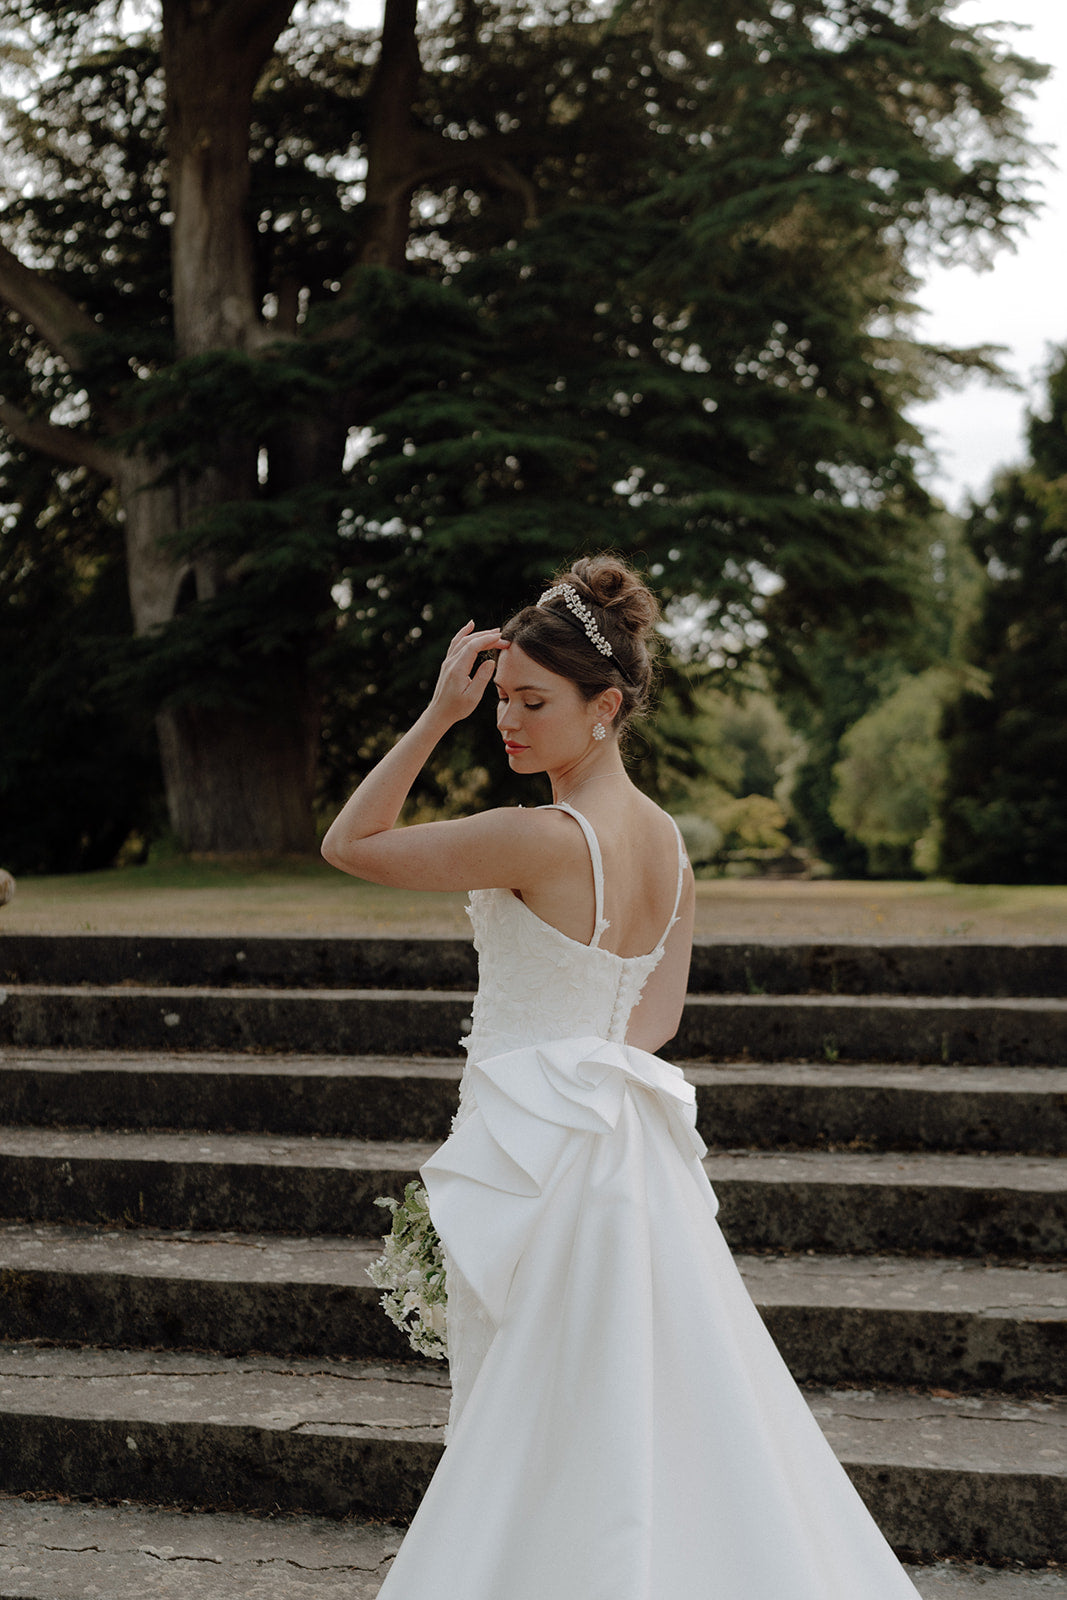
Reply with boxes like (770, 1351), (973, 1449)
(552, 760), (627, 806)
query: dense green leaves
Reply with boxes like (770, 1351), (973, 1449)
(0, 0), (1046, 862)
(939, 351), (1067, 884)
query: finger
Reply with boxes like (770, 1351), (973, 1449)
(470, 657), (497, 690)
(455, 633), (503, 661)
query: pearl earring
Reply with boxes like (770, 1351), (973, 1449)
(592, 721), (607, 741)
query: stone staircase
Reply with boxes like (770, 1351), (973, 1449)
(0, 931), (1064, 1600)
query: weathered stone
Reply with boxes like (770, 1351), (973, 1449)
(688, 939), (1067, 999)
(0, 1346), (447, 1520)
(0, 1051), (464, 1142)
(3, 985), (1066, 1063)
(3, 932), (1065, 998)
(0, 929), (1063, 1574)
(0, 934), (478, 993)
(0, 1133), (1061, 1256)
(708, 1149), (1067, 1257)
(743, 1253), (1067, 1392)
(0, 1347), (1061, 1560)
(1, 1494), (1062, 1600)
(675, 994), (1067, 1066)
(1, 1224), (1062, 1391)
(3, 1053), (1065, 1156)
(691, 1062), (1067, 1154)
(0, 986), (474, 1057)
(0, 1128), (437, 1236)
(0, 1223), (412, 1362)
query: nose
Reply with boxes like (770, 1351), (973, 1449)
(497, 699), (517, 735)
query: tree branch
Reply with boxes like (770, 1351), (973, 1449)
(398, 134), (539, 224)
(0, 399), (119, 478)
(0, 240), (100, 369)
(212, 0), (294, 54)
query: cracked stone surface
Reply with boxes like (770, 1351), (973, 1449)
(0, 1221), (380, 1284)
(1, 1223), (1063, 1320)
(0, 1127), (438, 1171)
(1, 1127), (1063, 1191)
(736, 1253), (1067, 1318)
(0, 1497), (1063, 1600)
(1, 1347), (1063, 1474)
(0, 1346), (449, 1436)
(0, 1495), (402, 1598)
(807, 1388), (1067, 1472)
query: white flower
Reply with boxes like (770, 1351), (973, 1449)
(367, 1181), (448, 1359)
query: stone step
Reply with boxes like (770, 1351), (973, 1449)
(3, 985), (1066, 1063)
(691, 1062), (1067, 1154)
(0, 1498), (1064, 1600)
(4, 932), (1065, 997)
(0, 1222), (1062, 1391)
(740, 1252), (1067, 1392)
(0, 1127), (429, 1237)
(0, 985), (473, 1058)
(0, 1345), (1061, 1561)
(3, 1051), (1064, 1153)
(0, 1130), (1061, 1255)
(0, 1051), (465, 1143)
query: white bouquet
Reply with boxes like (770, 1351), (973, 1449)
(367, 1181), (449, 1359)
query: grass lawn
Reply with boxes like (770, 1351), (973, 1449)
(2, 856), (1066, 940)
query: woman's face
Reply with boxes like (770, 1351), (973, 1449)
(493, 643), (595, 773)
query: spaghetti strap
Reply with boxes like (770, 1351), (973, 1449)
(550, 801), (608, 948)
(653, 816), (689, 955)
(547, 802), (687, 957)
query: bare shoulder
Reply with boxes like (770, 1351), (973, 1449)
(325, 799), (592, 891)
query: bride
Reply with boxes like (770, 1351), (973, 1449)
(322, 554), (922, 1600)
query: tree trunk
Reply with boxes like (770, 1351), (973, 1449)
(137, 0), (324, 854)
(157, 673), (318, 854)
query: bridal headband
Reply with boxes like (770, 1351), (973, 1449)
(537, 583), (634, 682)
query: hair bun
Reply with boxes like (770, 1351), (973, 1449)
(562, 554), (660, 640)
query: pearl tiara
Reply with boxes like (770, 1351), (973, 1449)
(537, 583), (634, 682)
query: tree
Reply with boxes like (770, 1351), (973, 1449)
(784, 510), (984, 874)
(830, 666), (955, 877)
(0, 0), (1043, 859)
(939, 350), (1067, 884)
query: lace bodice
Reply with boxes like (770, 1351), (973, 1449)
(461, 802), (687, 1068)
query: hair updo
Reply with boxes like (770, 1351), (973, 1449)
(500, 553), (660, 730)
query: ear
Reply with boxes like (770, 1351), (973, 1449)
(595, 686), (624, 725)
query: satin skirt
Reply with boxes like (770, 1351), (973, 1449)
(375, 1036), (922, 1600)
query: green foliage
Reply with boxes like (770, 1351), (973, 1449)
(0, 0), (1047, 863)
(830, 666), (961, 878)
(784, 513), (984, 875)
(939, 351), (1067, 884)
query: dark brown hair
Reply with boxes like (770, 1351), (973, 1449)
(500, 553), (660, 730)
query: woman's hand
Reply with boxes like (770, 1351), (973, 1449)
(428, 621), (507, 725)
(321, 619), (507, 874)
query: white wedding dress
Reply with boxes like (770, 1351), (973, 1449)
(376, 802), (922, 1600)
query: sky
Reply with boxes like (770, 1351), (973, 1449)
(905, 1), (1067, 509)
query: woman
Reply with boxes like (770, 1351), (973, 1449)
(322, 555), (921, 1600)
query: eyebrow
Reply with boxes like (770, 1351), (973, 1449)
(497, 683), (549, 694)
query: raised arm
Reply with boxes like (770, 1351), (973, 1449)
(322, 621), (501, 859)
(320, 624), (578, 894)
